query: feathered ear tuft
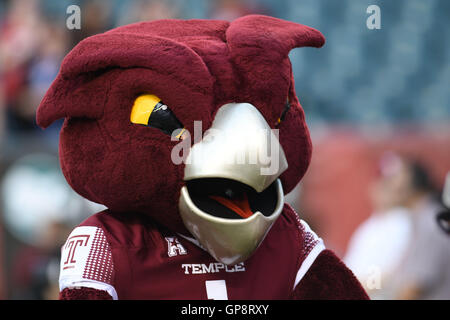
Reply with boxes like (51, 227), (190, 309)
(226, 14), (325, 62)
(224, 14), (325, 117)
(36, 74), (107, 128)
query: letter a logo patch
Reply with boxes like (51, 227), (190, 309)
(165, 237), (187, 257)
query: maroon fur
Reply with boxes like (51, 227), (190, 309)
(60, 287), (112, 300)
(290, 250), (369, 300)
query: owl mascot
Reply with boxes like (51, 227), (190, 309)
(36, 15), (368, 300)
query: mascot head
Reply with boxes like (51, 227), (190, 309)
(37, 15), (325, 264)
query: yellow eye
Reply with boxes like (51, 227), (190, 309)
(130, 94), (185, 138)
(130, 94), (161, 125)
(275, 98), (291, 126)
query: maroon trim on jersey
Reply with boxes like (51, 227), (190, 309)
(82, 228), (114, 284)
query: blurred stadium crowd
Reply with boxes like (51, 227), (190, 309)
(0, 0), (449, 299)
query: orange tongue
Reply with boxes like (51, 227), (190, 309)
(209, 193), (253, 219)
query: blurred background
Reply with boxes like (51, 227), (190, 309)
(0, 0), (449, 299)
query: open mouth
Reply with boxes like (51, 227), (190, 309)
(185, 178), (279, 220)
(177, 102), (288, 264)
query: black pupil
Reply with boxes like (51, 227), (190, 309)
(279, 99), (291, 122)
(148, 101), (183, 135)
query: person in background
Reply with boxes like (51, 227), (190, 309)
(389, 160), (449, 300)
(344, 152), (414, 299)
(10, 221), (70, 300)
(436, 172), (450, 235)
(345, 152), (450, 299)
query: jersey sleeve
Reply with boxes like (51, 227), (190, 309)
(59, 226), (117, 300)
(292, 218), (326, 290)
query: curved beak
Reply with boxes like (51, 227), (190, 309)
(183, 102), (288, 192)
(178, 103), (289, 265)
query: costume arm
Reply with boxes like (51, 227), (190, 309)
(290, 249), (369, 300)
(60, 287), (112, 300)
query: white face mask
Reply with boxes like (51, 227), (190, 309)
(178, 103), (288, 265)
